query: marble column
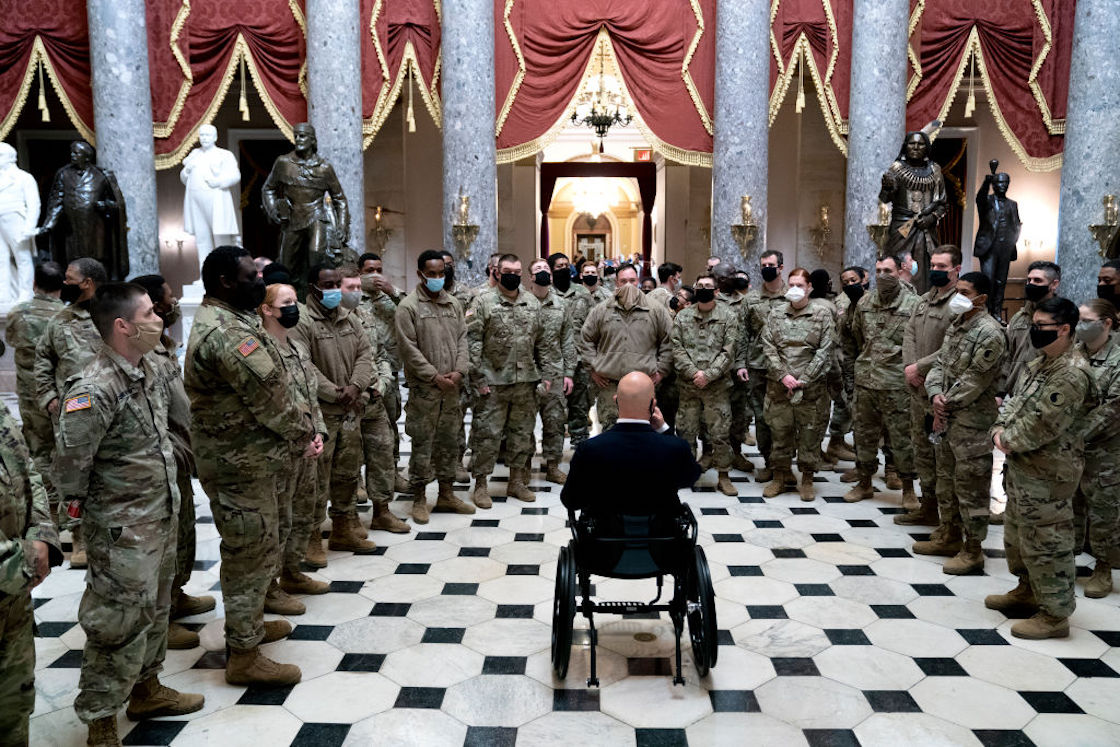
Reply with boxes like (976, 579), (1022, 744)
(306, 0), (365, 261)
(441, 0), (498, 287)
(711, 0), (771, 284)
(87, 0), (159, 276)
(842, 0), (909, 272)
(1056, 0), (1120, 303)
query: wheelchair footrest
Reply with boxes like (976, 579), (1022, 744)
(584, 601), (672, 615)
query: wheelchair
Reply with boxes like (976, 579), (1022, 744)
(551, 504), (718, 686)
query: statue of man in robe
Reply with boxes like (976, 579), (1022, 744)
(0, 142), (39, 304)
(879, 130), (947, 293)
(180, 124), (241, 270)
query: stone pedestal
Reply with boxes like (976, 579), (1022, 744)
(87, 0), (159, 276)
(306, 0), (365, 260)
(1056, 0), (1120, 302)
(842, 0), (909, 272)
(711, 0), (771, 283)
(441, 0), (498, 287)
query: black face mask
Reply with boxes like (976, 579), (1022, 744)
(235, 277), (267, 311)
(669, 297), (680, 311)
(733, 277), (750, 292)
(583, 275), (599, 287)
(499, 273), (521, 291)
(929, 269), (951, 287)
(534, 270), (552, 287)
(553, 270), (570, 292)
(1029, 325), (1059, 349)
(278, 304), (300, 329)
(693, 287), (716, 304)
(1098, 284), (1116, 302)
(842, 284), (864, 304)
(760, 266), (780, 282)
(443, 265), (455, 290)
(1024, 283), (1049, 303)
(60, 282), (81, 304)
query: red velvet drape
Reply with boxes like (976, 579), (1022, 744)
(495, 0), (714, 163)
(363, 0), (442, 145)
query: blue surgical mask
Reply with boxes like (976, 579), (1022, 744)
(320, 288), (342, 309)
(910, 260), (918, 276)
(425, 276), (445, 294)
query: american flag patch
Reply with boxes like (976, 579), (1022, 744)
(238, 337), (260, 357)
(64, 394), (91, 412)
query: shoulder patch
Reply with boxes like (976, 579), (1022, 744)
(238, 337), (260, 357)
(64, 394), (92, 412)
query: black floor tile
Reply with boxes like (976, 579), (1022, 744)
(290, 723), (350, 747)
(804, 728), (860, 747)
(709, 690), (760, 712)
(506, 564), (540, 575)
(789, 507), (819, 515)
(1091, 630), (1120, 647)
(837, 565), (875, 576)
(911, 583), (954, 596)
(772, 548), (806, 558)
(370, 602), (411, 616)
(36, 621), (75, 637)
(958, 629), (1009, 645)
(795, 584), (835, 596)
(395, 563), (431, 575)
(514, 533), (545, 542)
(717, 629), (735, 646)
(811, 533), (844, 543)
(825, 629), (871, 645)
(521, 507), (550, 515)
(635, 728), (688, 747)
(191, 650), (227, 669)
(871, 605), (915, 619)
(121, 720), (187, 746)
(771, 657), (820, 676)
(713, 534), (745, 542)
(701, 508), (730, 516)
(864, 690), (921, 712)
(627, 658), (675, 676)
(739, 496), (765, 504)
(847, 519), (878, 528)
(914, 658), (968, 676)
(482, 656), (527, 675)
(442, 583), (479, 595)
(237, 684), (294, 706)
(973, 729), (1037, 747)
(33, 597), (49, 609)
(465, 726), (517, 747)
(495, 604), (535, 619)
(459, 547), (491, 557)
(753, 520), (783, 529)
(746, 605), (788, 619)
(875, 547), (911, 558)
(728, 565), (764, 576)
(328, 581), (364, 593)
(394, 686), (446, 709)
(1058, 658), (1120, 678)
(47, 650), (84, 668)
(421, 627), (465, 644)
(289, 625), (334, 641)
(336, 653), (385, 672)
(553, 689), (600, 711)
(192, 559), (217, 571)
(1017, 691), (1083, 714)
(415, 532), (447, 541)
(471, 519), (500, 528)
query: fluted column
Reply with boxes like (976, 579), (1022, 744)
(842, 0), (909, 271)
(441, 0), (497, 287)
(307, 0), (365, 260)
(1056, 0), (1120, 302)
(87, 0), (158, 276)
(711, 0), (771, 284)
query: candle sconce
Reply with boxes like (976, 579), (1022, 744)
(867, 201), (891, 255)
(809, 204), (832, 259)
(1089, 194), (1119, 259)
(451, 190), (479, 260)
(730, 195), (759, 261)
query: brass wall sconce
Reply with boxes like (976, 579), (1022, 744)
(867, 201), (891, 254)
(809, 204), (832, 259)
(1090, 194), (1119, 258)
(451, 190), (479, 259)
(368, 205), (394, 254)
(730, 195), (759, 261)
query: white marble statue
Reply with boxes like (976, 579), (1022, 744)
(0, 142), (40, 304)
(180, 124), (241, 269)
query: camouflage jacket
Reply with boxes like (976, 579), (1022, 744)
(54, 345), (180, 526)
(276, 336), (326, 438)
(582, 283), (610, 308)
(1077, 333), (1120, 454)
(999, 301), (1040, 397)
(352, 305), (396, 398)
(5, 293), (63, 403)
(359, 290), (401, 370)
(994, 346), (1094, 482)
(743, 284), (788, 370)
(580, 291), (673, 381)
(553, 284), (592, 341)
(536, 288), (577, 381)
(185, 297), (315, 481)
(671, 302), (738, 389)
(467, 287), (560, 387)
(32, 302), (101, 409)
(646, 286), (672, 308)
(761, 300), (836, 385)
(925, 311), (1007, 430)
(0, 403), (60, 597)
(903, 284), (957, 377)
(850, 287), (919, 390)
(395, 284), (469, 389)
(290, 294), (375, 416)
(151, 337), (194, 475)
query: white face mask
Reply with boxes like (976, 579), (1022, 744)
(948, 292), (975, 315)
(785, 286), (807, 304)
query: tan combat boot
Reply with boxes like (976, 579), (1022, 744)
(470, 477), (493, 509)
(225, 647), (302, 686)
(262, 619), (293, 643)
(369, 502), (411, 533)
(943, 538), (984, 575)
(716, 472), (737, 496)
(762, 469), (790, 498)
(171, 593), (216, 619)
(280, 570), (329, 595)
(825, 437), (856, 462)
(744, 432), (757, 446)
(698, 453), (713, 471)
(304, 533), (328, 569)
(912, 525), (963, 557)
(839, 468), (861, 483)
(86, 715), (120, 747)
(1084, 562), (1113, 599)
(894, 498), (939, 526)
(1011, 612), (1070, 640)
(411, 484), (431, 524)
(900, 478), (919, 510)
(264, 580), (306, 615)
(166, 622), (200, 650)
(984, 578), (1038, 613)
(395, 470), (410, 494)
(327, 514), (377, 554)
(545, 460), (567, 485)
(843, 476), (874, 503)
(884, 466), (903, 490)
(731, 452), (755, 473)
(355, 482), (370, 505)
(125, 676), (204, 720)
(70, 525), (88, 569)
(756, 466), (774, 483)
(435, 482), (476, 514)
(798, 472), (815, 502)
(455, 463), (471, 484)
(506, 468), (537, 503)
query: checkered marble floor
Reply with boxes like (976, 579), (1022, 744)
(24, 401), (1120, 747)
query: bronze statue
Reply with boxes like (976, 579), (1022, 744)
(36, 141), (128, 280)
(261, 123), (348, 297)
(879, 130), (947, 293)
(974, 159), (1021, 316)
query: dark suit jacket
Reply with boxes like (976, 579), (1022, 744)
(560, 422), (701, 523)
(974, 189), (1021, 261)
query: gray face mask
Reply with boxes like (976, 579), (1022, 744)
(1075, 319), (1106, 344)
(340, 291), (362, 310)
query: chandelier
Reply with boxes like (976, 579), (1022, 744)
(573, 179), (612, 220)
(570, 43), (633, 142)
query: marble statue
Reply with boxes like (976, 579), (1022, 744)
(37, 140), (129, 281)
(879, 130), (947, 293)
(974, 159), (1021, 316)
(180, 124), (241, 269)
(0, 143), (39, 304)
(262, 123), (348, 296)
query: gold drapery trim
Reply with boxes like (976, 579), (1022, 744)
(0, 36), (96, 145)
(153, 0), (192, 139)
(905, 0), (925, 99)
(682, 0), (712, 135)
(288, 0), (309, 99)
(1026, 0), (1064, 135)
(365, 0), (393, 134)
(495, 0), (524, 138)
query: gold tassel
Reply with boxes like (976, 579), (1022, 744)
(794, 48), (805, 113)
(964, 55), (976, 119)
(37, 57), (49, 123)
(406, 64), (416, 133)
(238, 56), (250, 121)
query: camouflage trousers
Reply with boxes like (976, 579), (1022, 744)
(1076, 449), (1120, 563)
(1003, 461), (1077, 619)
(203, 472), (281, 650)
(361, 397), (396, 505)
(747, 369), (773, 466)
(384, 372), (402, 460)
(827, 360), (853, 439)
(279, 453), (319, 575)
(765, 381), (828, 473)
(934, 422), (992, 541)
(853, 386), (915, 479)
(537, 387), (568, 463)
(405, 384), (463, 487)
(594, 381), (620, 433)
(676, 383), (732, 471)
(0, 594), (34, 744)
(909, 390), (938, 500)
(656, 372), (680, 430)
(20, 395), (57, 520)
(728, 377), (751, 448)
(566, 364), (593, 445)
(316, 412), (362, 523)
(471, 382), (538, 477)
(170, 468), (197, 606)
(75, 515), (176, 722)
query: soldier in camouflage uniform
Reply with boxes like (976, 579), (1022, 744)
(1072, 299), (1120, 598)
(920, 273), (1006, 574)
(548, 253), (591, 450)
(671, 275), (739, 496)
(55, 284), (204, 746)
(468, 255), (561, 505)
(565, 260), (603, 445)
(713, 264), (755, 472)
(845, 256), (920, 504)
(998, 261), (1060, 398)
(0, 404), (61, 746)
(442, 250), (477, 482)
(186, 247), (316, 687)
(396, 251), (473, 522)
(988, 296), (1094, 640)
(743, 251), (790, 481)
(826, 267), (867, 461)
(760, 270), (836, 502)
(527, 259), (576, 484)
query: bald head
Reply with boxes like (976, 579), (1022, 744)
(615, 371), (656, 420)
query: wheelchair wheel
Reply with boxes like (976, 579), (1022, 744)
(551, 543), (577, 678)
(687, 545), (718, 676)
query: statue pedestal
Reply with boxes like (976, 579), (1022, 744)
(178, 282), (205, 353)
